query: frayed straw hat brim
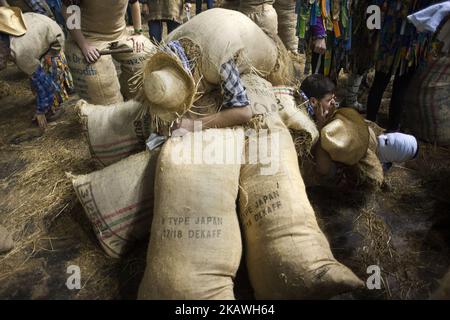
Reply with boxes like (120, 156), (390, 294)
(142, 51), (196, 122)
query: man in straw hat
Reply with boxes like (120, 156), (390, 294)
(137, 8), (289, 134)
(299, 74), (419, 188)
(139, 40), (253, 134)
(0, 6), (73, 129)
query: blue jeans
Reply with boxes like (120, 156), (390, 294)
(196, 0), (213, 15)
(148, 20), (180, 43)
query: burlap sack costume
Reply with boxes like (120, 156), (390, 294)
(146, 0), (184, 24)
(9, 12), (64, 76)
(166, 8), (280, 88)
(137, 8), (294, 126)
(138, 129), (245, 300)
(71, 150), (159, 258)
(273, 0), (298, 52)
(240, 75), (364, 299)
(239, 0), (278, 37)
(65, 0), (156, 105)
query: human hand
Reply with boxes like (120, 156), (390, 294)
(81, 43), (100, 64)
(314, 104), (330, 129)
(313, 38), (326, 55)
(128, 35), (145, 53)
(35, 113), (48, 130)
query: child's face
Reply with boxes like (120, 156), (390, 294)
(318, 93), (336, 116)
(311, 93), (336, 126)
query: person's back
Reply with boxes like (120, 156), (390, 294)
(78, 0), (129, 41)
(10, 12), (64, 75)
(0, 7), (72, 129)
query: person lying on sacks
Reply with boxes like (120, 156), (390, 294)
(135, 8), (297, 135)
(138, 42), (253, 137)
(299, 74), (419, 189)
(61, 0), (155, 105)
(0, 6), (73, 130)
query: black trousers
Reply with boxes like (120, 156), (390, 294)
(366, 66), (416, 131)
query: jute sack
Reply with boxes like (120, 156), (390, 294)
(273, 0), (298, 52)
(266, 35), (297, 86)
(272, 86), (319, 155)
(71, 150), (160, 258)
(239, 117), (364, 299)
(138, 128), (245, 300)
(167, 8), (278, 86)
(241, 73), (279, 115)
(403, 55), (450, 146)
(239, 1), (278, 37)
(65, 31), (156, 105)
(10, 13), (64, 75)
(355, 126), (384, 188)
(77, 99), (152, 167)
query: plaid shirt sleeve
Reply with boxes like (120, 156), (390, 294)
(219, 59), (250, 109)
(30, 66), (58, 114)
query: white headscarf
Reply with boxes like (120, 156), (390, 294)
(377, 133), (418, 164)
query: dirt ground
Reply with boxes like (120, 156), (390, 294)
(0, 59), (449, 300)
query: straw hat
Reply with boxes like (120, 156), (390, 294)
(0, 7), (27, 37)
(320, 107), (370, 166)
(142, 51), (195, 122)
